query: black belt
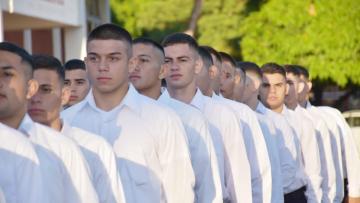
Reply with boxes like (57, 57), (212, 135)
(284, 186), (307, 203)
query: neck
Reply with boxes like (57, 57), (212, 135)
(201, 86), (213, 97)
(271, 104), (284, 113)
(167, 82), (197, 104)
(286, 101), (298, 110)
(93, 83), (129, 111)
(299, 99), (307, 108)
(210, 78), (220, 95)
(138, 82), (162, 100)
(49, 117), (62, 132)
(0, 108), (26, 129)
(246, 96), (260, 111)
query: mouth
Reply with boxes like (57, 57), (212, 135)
(170, 74), (182, 80)
(96, 77), (112, 83)
(28, 108), (44, 115)
(129, 75), (141, 81)
(69, 95), (78, 101)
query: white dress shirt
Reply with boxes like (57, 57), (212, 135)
(306, 102), (344, 202)
(189, 89), (252, 203)
(18, 114), (98, 203)
(214, 94), (272, 203)
(62, 85), (195, 203)
(0, 187), (5, 203)
(305, 102), (337, 203)
(286, 106), (323, 203)
(256, 102), (306, 194)
(256, 113), (284, 203)
(0, 123), (44, 203)
(319, 106), (360, 199)
(158, 90), (223, 203)
(61, 121), (126, 203)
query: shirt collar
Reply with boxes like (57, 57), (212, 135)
(60, 119), (72, 135)
(256, 101), (268, 114)
(305, 101), (312, 109)
(190, 88), (207, 112)
(85, 84), (142, 116)
(18, 114), (36, 137)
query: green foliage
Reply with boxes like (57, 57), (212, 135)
(240, 0), (360, 86)
(111, 0), (360, 86)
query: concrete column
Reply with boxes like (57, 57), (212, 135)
(23, 29), (32, 54)
(52, 27), (62, 61)
(64, 0), (87, 61)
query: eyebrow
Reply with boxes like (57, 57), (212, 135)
(0, 65), (15, 70)
(138, 54), (151, 58)
(87, 52), (123, 56)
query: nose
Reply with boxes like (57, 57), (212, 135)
(97, 59), (110, 72)
(30, 92), (41, 104)
(269, 85), (276, 93)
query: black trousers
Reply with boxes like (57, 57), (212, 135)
(284, 186), (307, 203)
(342, 179), (348, 203)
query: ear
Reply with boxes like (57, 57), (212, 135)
(194, 58), (203, 74)
(159, 63), (169, 80)
(298, 81), (305, 94)
(26, 79), (39, 99)
(252, 77), (261, 90)
(285, 83), (290, 95)
(128, 57), (137, 73)
(61, 87), (71, 106)
(307, 80), (313, 91)
(209, 65), (217, 79)
(234, 73), (241, 84)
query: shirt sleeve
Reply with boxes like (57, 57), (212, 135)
(219, 108), (252, 203)
(185, 118), (223, 203)
(63, 141), (99, 203)
(96, 141), (126, 203)
(158, 111), (195, 203)
(299, 116), (323, 203)
(15, 141), (45, 203)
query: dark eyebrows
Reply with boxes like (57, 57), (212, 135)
(0, 65), (15, 70)
(87, 52), (123, 56)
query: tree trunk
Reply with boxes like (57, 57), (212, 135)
(184, 0), (203, 36)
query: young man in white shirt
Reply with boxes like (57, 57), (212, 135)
(258, 63), (308, 203)
(0, 123), (44, 203)
(63, 59), (90, 107)
(129, 37), (222, 203)
(61, 24), (195, 203)
(28, 54), (125, 203)
(284, 65), (323, 203)
(198, 49), (272, 203)
(162, 32), (252, 203)
(234, 61), (284, 203)
(0, 42), (98, 203)
(297, 66), (360, 203)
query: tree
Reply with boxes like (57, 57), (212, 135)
(239, 0), (360, 87)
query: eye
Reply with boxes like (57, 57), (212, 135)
(226, 73), (231, 79)
(164, 59), (171, 64)
(88, 56), (99, 63)
(109, 56), (120, 62)
(39, 86), (52, 94)
(3, 71), (14, 78)
(140, 58), (149, 63)
(179, 58), (188, 62)
(64, 80), (71, 86)
(76, 80), (85, 85)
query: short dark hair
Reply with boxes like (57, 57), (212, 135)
(87, 23), (132, 56)
(198, 46), (213, 69)
(64, 59), (86, 71)
(202, 46), (222, 63)
(133, 37), (164, 57)
(0, 42), (34, 72)
(284, 65), (301, 77)
(218, 52), (236, 67)
(295, 65), (310, 80)
(33, 54), (65, 82)
(237, 61), (262, 78)
(261, 63), (286, 78)
(161, 33), (198, 52)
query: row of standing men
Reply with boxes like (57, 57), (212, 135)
(0, 23), (359, 203)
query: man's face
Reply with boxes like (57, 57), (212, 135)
(64, 69), (90, 106)
(285, 72), (299, 107)
(260, 73), (287, 110)
(298, 75), (309, 103)
(85, 39), (130, 94)
(28, 69), (63, 126)
(130, 43), (163, 91)
(238, 71), (258, 103)
(164, 43), (200, 90)
(232, 69), (246, 102)
(220, 61), (236, 98)
(0, 51), (30, 120)
(195, 58), (211, 94)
